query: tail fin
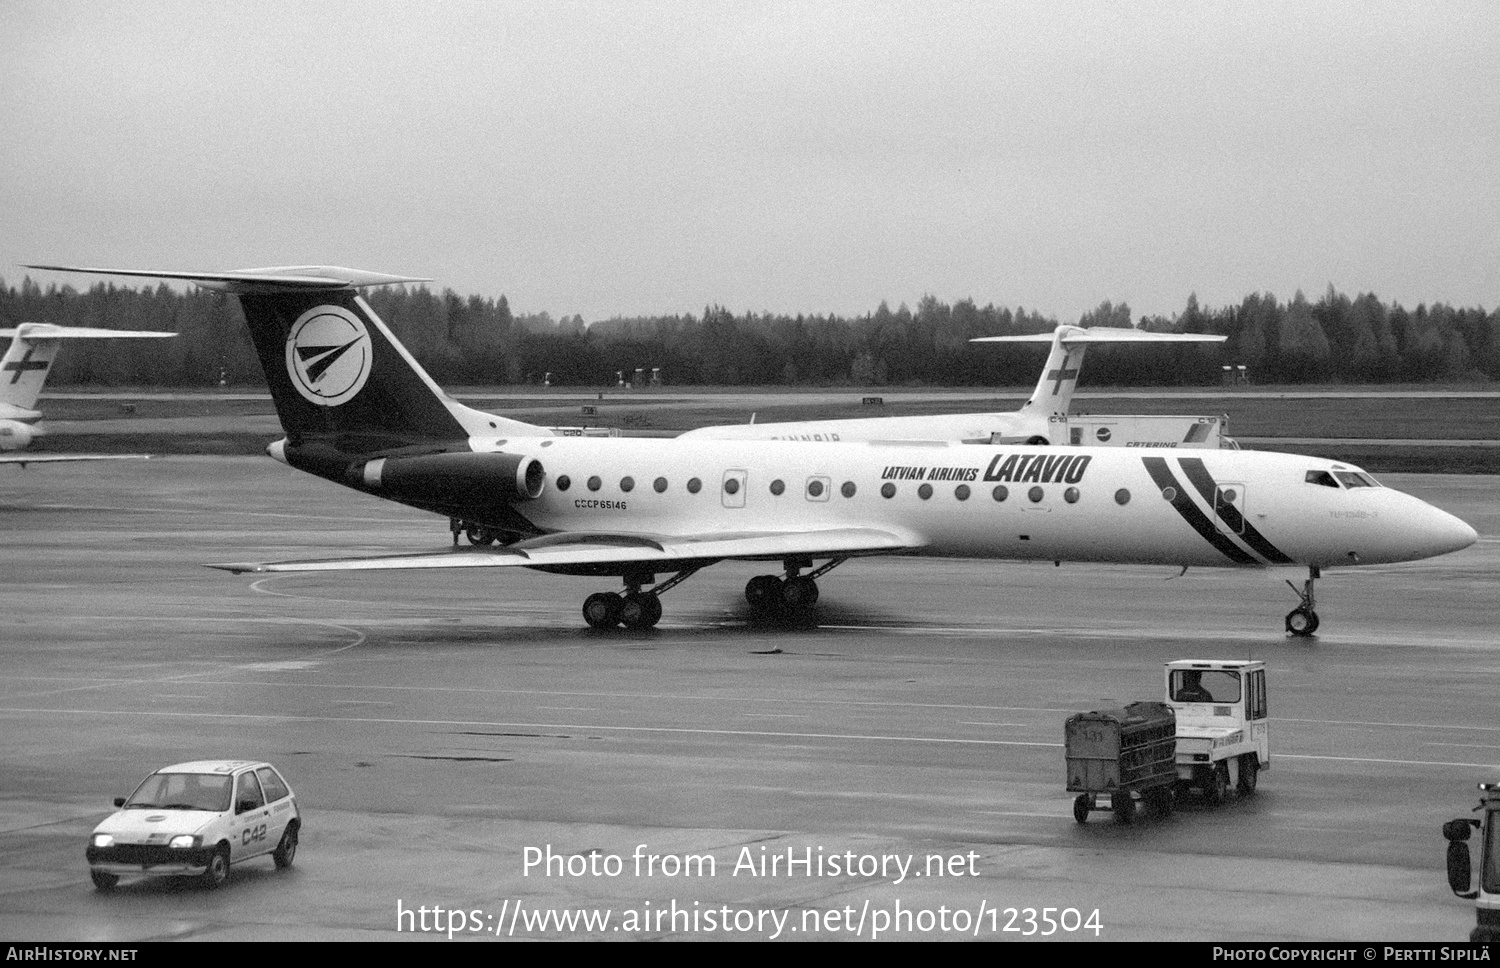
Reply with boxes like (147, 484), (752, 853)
(972, 325), (1227, 417)
(0, 322), (174, 416)
(24, 265), (546, 452)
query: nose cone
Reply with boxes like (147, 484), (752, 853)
(1428, 506), (1480, 556)
(1385, 497), (1478, 562)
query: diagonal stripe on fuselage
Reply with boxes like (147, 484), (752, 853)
(1140, 456), (1260, 565)
(1177, 457), (1295, 564)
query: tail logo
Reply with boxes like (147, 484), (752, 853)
(284, 305), (372, 406)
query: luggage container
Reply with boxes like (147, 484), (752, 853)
(1065, 701), (1177, 824)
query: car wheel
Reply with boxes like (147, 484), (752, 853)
(202, 845), (230, 889)
(90, 870), (118, 892)
(273, 823), (298, 869)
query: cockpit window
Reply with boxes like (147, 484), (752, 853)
(1333, 471), (1379, 488)
(1305, 470), (1340, 488)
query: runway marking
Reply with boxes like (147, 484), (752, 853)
(3, 705), (1499, 769)
(0, 619), (367, 701)
(0, 706), (1062, 748)
(7, 675), (1500, 738)
(0, 677), (1079, 715)
(1281, 717), (1500, 734)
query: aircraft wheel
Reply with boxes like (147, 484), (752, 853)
(745, 575), (782, 612)
(619, 592), (662, 630)
(465, 526), (494, 546)
(582, 593), (622, 629)
(780, 576), (819, 610)
(1237, 755), (1259, 796)
(1112, 792), (1133, 825)
(1072, 795), (1090, 824)
(1285, 607), (1319, 636)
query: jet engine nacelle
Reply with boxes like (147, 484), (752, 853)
(355, 451), (546, 506)
(0, 419), (36, 452)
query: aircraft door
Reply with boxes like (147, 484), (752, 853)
(1213, 483), (1247, 535)
(722, 469), (747, 509)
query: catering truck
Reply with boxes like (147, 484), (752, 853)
(1443, 780), (1500, 942)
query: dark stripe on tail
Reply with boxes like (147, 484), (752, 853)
(239, 290), (467, 452)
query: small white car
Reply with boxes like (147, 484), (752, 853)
(86, 760), (301, 891)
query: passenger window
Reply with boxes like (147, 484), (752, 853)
(257, 768), (290, 803)
(235, 772), (265, 814)
(1305, 470), (1340, 488)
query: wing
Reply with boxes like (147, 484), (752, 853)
(0, 454), (153, 465)
(207, 527), (921, 574)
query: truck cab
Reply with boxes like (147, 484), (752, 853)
(1444, 781), (1500, 942)
(1164, 659), (1269, 803)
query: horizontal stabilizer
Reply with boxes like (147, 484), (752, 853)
(0, 454), (153, 465)
(207, 526), (920, 574)
(0, 323), (174, 339)
(24, 264), (429, 294)
(972, 326), (1225, 346)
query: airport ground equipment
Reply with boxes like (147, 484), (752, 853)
(1067, 660), (1271, 822)
(1443, 780), (1500, 942)
(1065, 701), (1178, 824)
(1164, 659), (1269, 803)
(1042, 413), (1235, 450)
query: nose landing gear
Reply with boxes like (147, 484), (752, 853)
(1285, 566), (1321, 637)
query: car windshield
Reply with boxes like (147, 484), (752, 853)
(124, 772), (233, 812)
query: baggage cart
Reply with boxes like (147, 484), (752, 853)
(1065, 701), (1177, 824)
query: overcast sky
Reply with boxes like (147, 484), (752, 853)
(3, 1), (1496, 325)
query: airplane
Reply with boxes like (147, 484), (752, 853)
(679, 325), (1229, 446)
(1, 322), (175, 465)
(26, 264), (1477, 636)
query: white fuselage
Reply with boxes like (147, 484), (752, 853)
(470, 436), (1476, 570)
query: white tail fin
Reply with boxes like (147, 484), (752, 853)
(0, 322), (174, 416)
(972, 325), (1226, 417)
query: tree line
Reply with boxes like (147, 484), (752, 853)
(1, 275), (1494, 388)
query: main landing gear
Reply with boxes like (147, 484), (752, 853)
(1285, 565), (1321, 637)
(582, 568), (702, 630)
(450, 517), (512, 547)
(744, 557), (847, 621)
